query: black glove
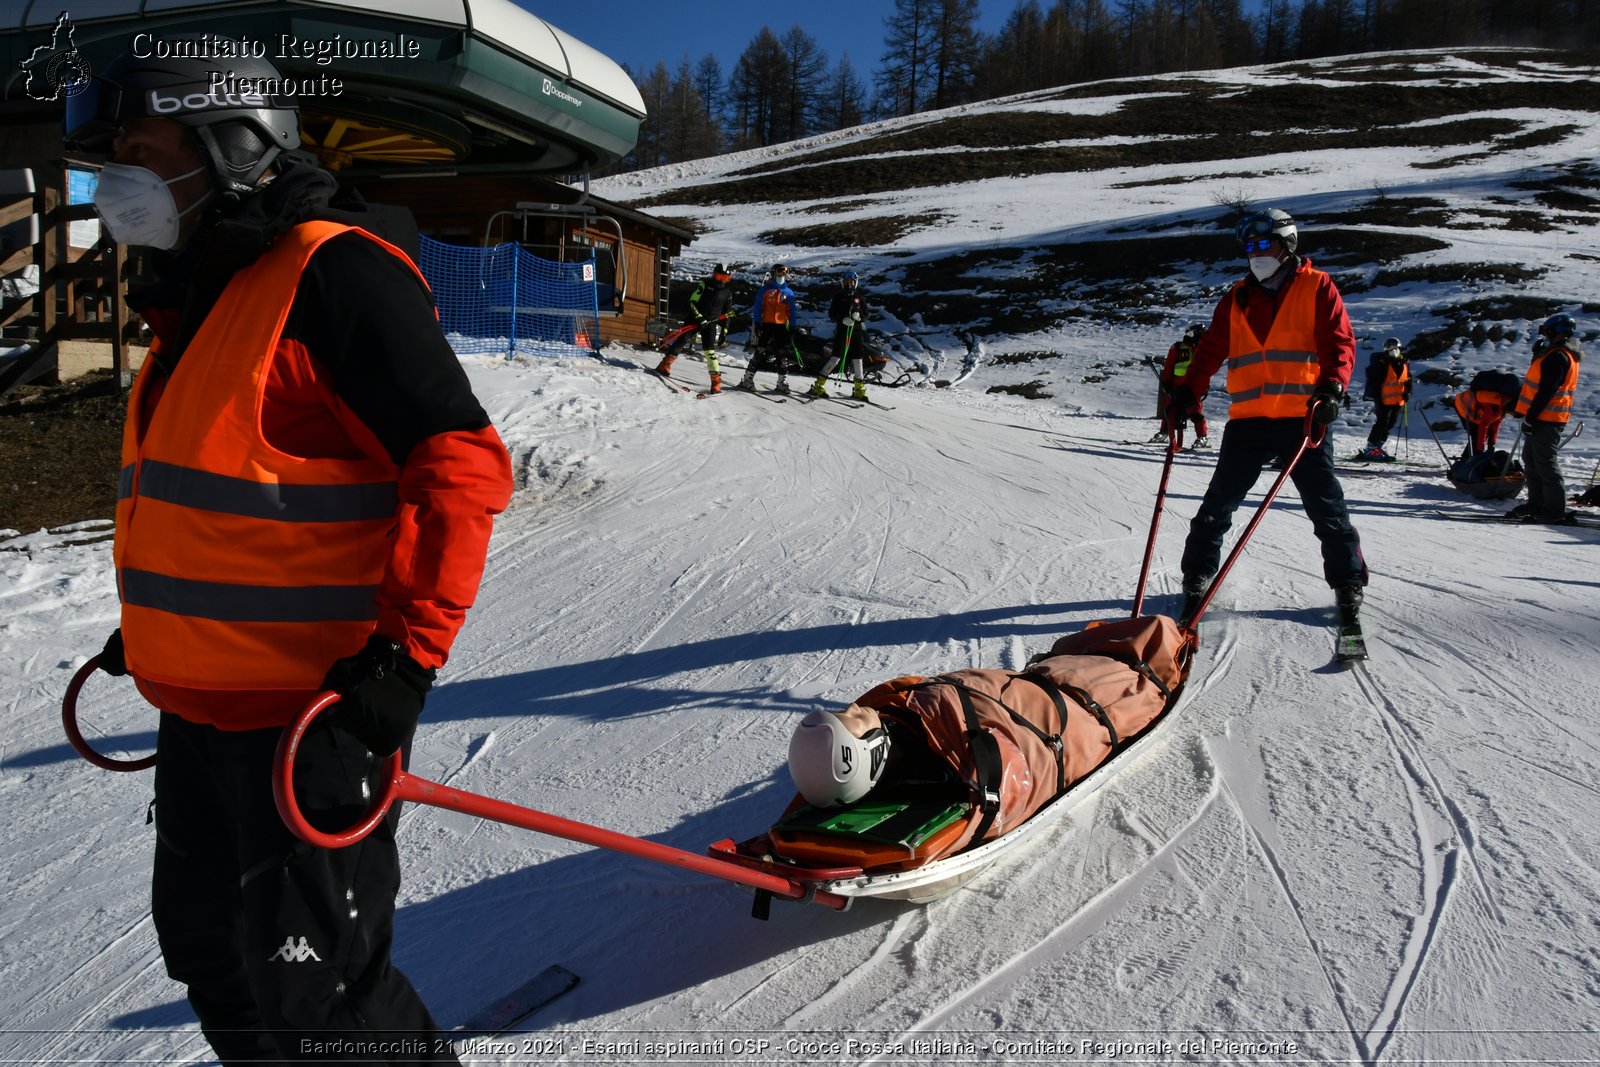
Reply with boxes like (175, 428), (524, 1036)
(1310, 381), (1345, 426)
(1521, 419), (1537, 437)
(1166, 387), (1196, 422)
(320, 636), (435, 756)
(98, 629), (128, 677)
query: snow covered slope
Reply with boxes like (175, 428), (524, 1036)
(3, 47), (1599, 1067)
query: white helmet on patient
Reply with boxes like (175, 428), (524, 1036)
(788, 708), (890, 807)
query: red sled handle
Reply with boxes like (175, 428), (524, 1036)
(61, 656), (157, 772)
(273, 692), (851, 911)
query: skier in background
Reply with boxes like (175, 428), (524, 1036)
(1166, 208), (1366, 632)
(809, 269), (871, 401)
(1357, 337), (1411, 460)
(657, 262), (734, 393)
(1508, 313), (1582, 522)
(1151, 323), (1210, 447)
(740, 264), (798, 394)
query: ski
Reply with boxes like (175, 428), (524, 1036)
(816, 394), (867, 409)
(1344, 456), (1437, 469)
(701, 389), (786, 403)
(650, 369), (692, 394)
(1428, 509), (1600, 528)
(453, 964), (578, 1038)
(857, 398), (896, 410)
(1335, 624), (1368, 664)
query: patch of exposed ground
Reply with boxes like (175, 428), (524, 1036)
(0, 371), (125, 535)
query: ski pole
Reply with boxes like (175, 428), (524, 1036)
(1557, 419), (1585, 452)
(1131, 422), (1184, 619)
(60, 657), (157, 771)
(1420, 403), (1455, 465)
(1186, 412), (1320, 634)
(273, 692), (852, 911)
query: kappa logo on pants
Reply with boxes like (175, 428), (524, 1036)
(267, 936), (322, 963)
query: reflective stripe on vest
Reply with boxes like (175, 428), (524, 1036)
(1225, 268), (1322, 419)
(114, 220), (421, 691)
(1517, 346), (1580, 424)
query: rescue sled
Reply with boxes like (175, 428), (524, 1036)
(709, 613), (1195, 903)
(710, 416), (1331, 908)
(1447, 450), (1525, 501)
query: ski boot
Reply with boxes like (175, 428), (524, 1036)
(1180, 574), (1207, 625)
(736, 373), (757, 392)
(1334, 584), (1367, 662)
(655, 355), (676, 375)
(1355, 445), (1392, 462)
(1148, 430), (1168, 443)
(1336, 584), (1363, 629)
(707, 373), (722, 395)
(807, 376), (828, 399)
(1191, 436), (1210, 450)
(775, 377), (791, 395)
(851, 380), (869, 402)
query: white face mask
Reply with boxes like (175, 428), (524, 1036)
(93, 163), (210, 250)
(1249, 255), (1282, 282)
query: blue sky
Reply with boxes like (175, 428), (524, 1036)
(533, 1), (1016, 84)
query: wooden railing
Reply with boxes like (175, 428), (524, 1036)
(0, 166), (135, 396)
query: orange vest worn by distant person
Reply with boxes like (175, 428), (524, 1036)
(759, 286), (791, 325)
(1224, 266), (1323, 419)
(1517, 346), (1580, 424)
(1378, 361), (1410, 406)
(115, 221), (418, 691)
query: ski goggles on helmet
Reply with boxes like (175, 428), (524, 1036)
(63, 78), (132, 152)
(1242, 237), (1280, 254)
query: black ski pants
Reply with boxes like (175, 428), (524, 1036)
(1367, 403), (1403, 448)
(1180, 416), (1367, 590)
(152, 712), (459, 1064)
(749, 323), (793, 377)
(1521, 420), (1567, 516)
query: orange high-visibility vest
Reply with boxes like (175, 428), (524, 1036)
(1379, 361), (1409, 406)
(1516, 345), (1580, 424)
(759, 286), (791, 325)
(1224, 266), (1323, 419)
(114, 221), (422, 690)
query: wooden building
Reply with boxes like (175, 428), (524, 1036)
(1, 0), (687, 390)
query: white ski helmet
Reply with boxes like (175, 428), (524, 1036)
(1235, 208), (1298, 255)
(788, 708), (890, 807)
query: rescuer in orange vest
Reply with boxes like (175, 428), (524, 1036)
(1507, 313), (1583, 522)
(66, 49), (511, 1064)
(1357, 337), (1412, 461)
(1165, 208), (1367, 630)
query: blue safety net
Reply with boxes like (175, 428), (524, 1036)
(417, 235), (601, 358)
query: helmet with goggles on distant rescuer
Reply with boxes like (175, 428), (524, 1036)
(1166, 207), (1367, 634)
(65, 45), (510, 1066)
